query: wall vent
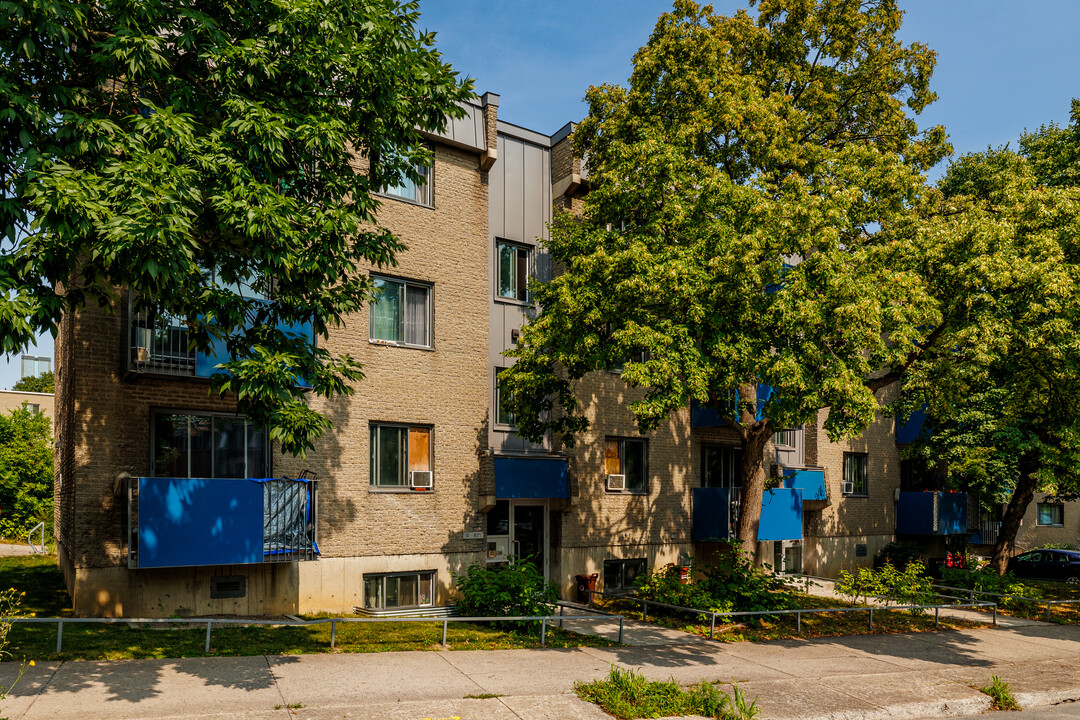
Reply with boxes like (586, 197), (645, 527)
(210, 575), (247, 599)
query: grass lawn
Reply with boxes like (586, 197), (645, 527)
(0, 555), (614, 661)
(595, 592), (984, 642)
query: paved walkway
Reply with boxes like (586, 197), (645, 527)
(0, 624), (1078, 720)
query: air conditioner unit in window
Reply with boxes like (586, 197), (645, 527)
(894, 488), (902, 502)
(841, 481), (854, 495)
(606, 474), (626, 491)
(410, 470), (433, 490)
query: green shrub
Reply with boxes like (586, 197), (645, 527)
(575, 665), (758, 720)
(837, 561), (935, 613)
(0, 409), (54, 538)
(938, 567), (1043, 612)
(452, 556), (558, 630)
(874, 541), (923, 570)
(699, 547), (799, 615)
(636, 564), (725, 613)
(979, 675), (1021, 711)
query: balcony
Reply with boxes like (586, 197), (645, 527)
(127, 475), (319, 569)
(782, 467), (827, 503)
(895, 491), (968, 536)
(692, 486), (803, 542)
(128, 297), (314, 381)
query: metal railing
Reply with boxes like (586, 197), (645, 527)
(978, 521), (1002, 546)
(26, 522), (45, 554)
(589, 588), (997, 638)
(934, 583), (1080, 622)
(1, 612), (621, 654)
(128, 296), (196, 376)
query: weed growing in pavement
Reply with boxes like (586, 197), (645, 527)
(464, 693), (504, 699)
(575, 665), (758, 720)
(979, 675), (1021, 711)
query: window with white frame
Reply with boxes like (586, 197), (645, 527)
(1037, 502), (1064, 527)
(370, 276), (432, 348)
(370, 423), (433, 489)
(494, 368), (517, 427)
(380, 151), (432, 206)
(843, 452), (868, 496)
(363, 571), (435, 610)
(496, 240), (531, 302)
(703, 445), (741, 488)
(605, 437), (648, 492)
(152, 412), (268, 479)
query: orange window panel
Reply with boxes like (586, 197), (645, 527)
(604, 439), (621, 475)
(409, 428), (431, 471)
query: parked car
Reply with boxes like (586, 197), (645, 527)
(1007, 548), (1080, 583)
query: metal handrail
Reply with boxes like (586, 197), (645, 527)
(589, 588), (997, 638)
(26, 522), (44, 554)
(934, 583), (1080, 622)
(0, 611), (624, 654)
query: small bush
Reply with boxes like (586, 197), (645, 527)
(699, 548), (799, 615)
(874, 541), (923, 570)
(979, 675), (1021, 711)
(836, 561), (935, 613)
(452, 556), (558, 630)
(575, 665), (758, 720)
(938, 567), (1043, 612)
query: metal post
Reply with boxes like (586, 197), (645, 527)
(868, 608), (873, 630)
(992, 604), (997, 626)
(710, 613), (716, 639)
(331, 620), (336, 649)
(56, 620), (63, 653)
(935, 607), (939, 627)
(560, 604), (565, 629)
(1046, 602), (1052, 623)
(618, 616), (624, 644)
(541, 618), (547, 646)
(205, 620), (212, 653)
(797, 611), (801, 635)
(442, 619), (448, 647)
(642, 599), (647, 622)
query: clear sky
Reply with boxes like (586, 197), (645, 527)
(3, 1), (1077, 390)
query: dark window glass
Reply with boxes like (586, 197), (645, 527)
(153, 413), (266, 478)
(1037, 502), (1064, 526)
(843, 453), (868, 495)
(703, 445), (741, 488)
(487, 500), (510, 536)
(363, 572), (435, 610)
(623, 440), (647, 492)
(604, 558), (648, 592)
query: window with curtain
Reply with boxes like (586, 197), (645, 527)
(370, 424), (432, 488)
(380, 149), (432, 206)
(370, 276), (431, 347)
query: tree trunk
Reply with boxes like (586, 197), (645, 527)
(990, 455), (1040, 575)
(735, 425), (771, 565)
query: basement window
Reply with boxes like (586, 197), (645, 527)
(363, 571), (435, 610)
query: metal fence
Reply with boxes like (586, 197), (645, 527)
(1, 611), (621, 654)
(589, 589), (997, 638)
(933, 583), (1080, 622)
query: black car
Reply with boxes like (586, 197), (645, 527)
(1007, 548), (1080, 583)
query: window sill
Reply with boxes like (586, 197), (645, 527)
(843, 493), (869, 498)
(494, 296), (533, 308)
(493, 423), (519, 432)
(607, 490), (648, 496)
(1036, 524), (1065, 528)
(375, 192), (434, 210)
(368, 339), (435, 352)
(369, 487), (435, 494)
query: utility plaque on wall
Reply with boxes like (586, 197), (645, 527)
(462, 531), (484, 540)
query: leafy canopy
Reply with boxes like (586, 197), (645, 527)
(503, 0), (949, 448)
(0, 409), (53, 537)
(11, 372), (53, 394)
(1, 0), (473, 455)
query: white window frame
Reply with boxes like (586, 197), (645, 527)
(369, 275), (433, 349)
(363, 570), (436, 610)
(495, 239), (532, 303)
(843, 452), (868, 496)
(369, 423), (434, 490)
(773, 428), (797, 450)
(1037, 502), (1065, 527)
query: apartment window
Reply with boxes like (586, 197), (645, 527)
(496, 240), (531, 302)
(1037, 502), (1064, 527)
(494, 368), (517, 427)
(363, 571), (435, 610)
(703, 445), (741, 488)
(370, 424), (432, 489)
(605, 438), (648, 492)
(152, 412), (268, 479)
(20, 355), (50, 378)
(603, 558), (647, 593)
(773, 428), (797, 449)
(370, 276), (432, 348)
(380, 151), (432, 206)
(24, 403), (40, 415)
(843, 452), (868, 496)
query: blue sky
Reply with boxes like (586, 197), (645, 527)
(3, 1), (1077, 390)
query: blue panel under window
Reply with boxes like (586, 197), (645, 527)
(895, 408), (928, 445)
(196, 316), (314, 388)
(690, 385), (772, 428)
(782, 468), (827, 502)
(137, 477), (264, 568)
(494, 457), (570, 499)
(759, 488), (803, 541)
(692, 487), (735, 541)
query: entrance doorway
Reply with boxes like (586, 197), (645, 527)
(485, 499), (549, 579)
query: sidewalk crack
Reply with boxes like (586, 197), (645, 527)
(10, 659), (64, 720)
(263, 655), (291, 714)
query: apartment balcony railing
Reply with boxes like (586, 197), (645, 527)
(972, 520), (1002, 546)
(127, 475), (319, 569)
(895, 491), (969, 536)
(692, 486), (803, 543)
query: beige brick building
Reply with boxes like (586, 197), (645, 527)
(54, 95), (986, 618)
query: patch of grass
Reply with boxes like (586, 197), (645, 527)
(273, 703), (305, 710)
(0, 555), (74, 619)
(979, 675), (1021, 711)
(464, 693), (503, 699)
(575, 666), (758, 720)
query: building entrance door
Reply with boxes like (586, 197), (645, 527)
(510, 500), (548, 579)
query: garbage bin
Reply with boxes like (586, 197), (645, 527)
(575, 573), (599, 604)
(677, 565), (690, 584)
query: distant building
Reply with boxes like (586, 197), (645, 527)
(20, 355), (51, 379)
(0, 390), (54, 420)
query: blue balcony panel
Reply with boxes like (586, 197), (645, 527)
(691, 486), (803, 542)
(195, 316), (315, 387)
(896, 407), (928, 445)
(896, 491), (968, 535)
(690, 384), (773, 429)
(759, 488), (803, 541)
(782, 468), (827, 502)
(494, 457), (570, 499)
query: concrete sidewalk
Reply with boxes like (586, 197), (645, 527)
(0, 624), (1078, 720)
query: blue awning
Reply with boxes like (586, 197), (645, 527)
(494, 457), (570, 499)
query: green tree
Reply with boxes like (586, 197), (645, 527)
(11, 371), (53, 394)
(2, 0), (473, 455)
(501, 0), (949, 557)
(0, 409), (53, 537)
(901, 117), (1080, 574)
